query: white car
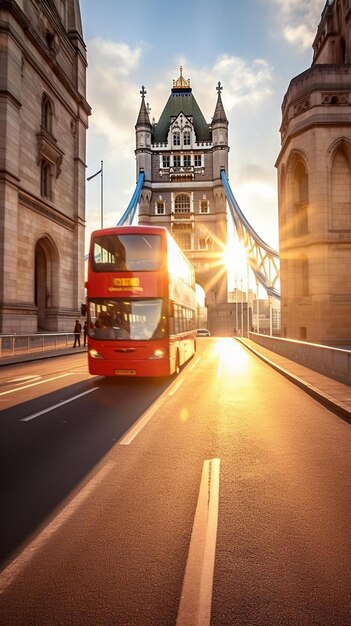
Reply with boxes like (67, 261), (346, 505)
(196, 328), (211, 337)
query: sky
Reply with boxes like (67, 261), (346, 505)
(81, 0), (327, 260)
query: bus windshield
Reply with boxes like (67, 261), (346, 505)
(88, 298), (168, 341)
(92, 234), (162, 272)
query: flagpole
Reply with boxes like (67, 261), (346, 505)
(87, 162), (104, 229)
(100, 160), (104, 229)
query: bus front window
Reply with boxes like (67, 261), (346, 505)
(88, 299), (167, 341)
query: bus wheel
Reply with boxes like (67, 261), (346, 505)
(175, 351), (180, 375)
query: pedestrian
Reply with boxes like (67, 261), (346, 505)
(73, 319), (82, 347)
(83, 320), (88, 347)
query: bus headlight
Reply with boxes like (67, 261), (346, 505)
(148, 348), (166, 359)
(89, 348), (105, 359)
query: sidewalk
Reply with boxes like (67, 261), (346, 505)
(237, 337), (351, 420)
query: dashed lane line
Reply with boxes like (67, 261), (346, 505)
(189, 357), (201, 371)
(176, 458), (221, 626)
(0, 373), (73, 397)
(168, 378), (184, 397)
(21, 388), (98, 422)
(8, 376), (42, 383)
(119, 356), (201, 446)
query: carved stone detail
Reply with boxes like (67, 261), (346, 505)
(37, 130), (64, 177)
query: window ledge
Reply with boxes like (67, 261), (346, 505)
(37, 132), (64, 177)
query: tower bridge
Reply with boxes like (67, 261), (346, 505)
(120, 67), (280, 336)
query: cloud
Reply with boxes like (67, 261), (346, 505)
(238, 164), (276, 186)
(213, 56), (273, 109)
(192, 55), (273, 112)
(264, 0), (324, 50)
(88, 38), (141, 76)
(86, 39), (142, 155)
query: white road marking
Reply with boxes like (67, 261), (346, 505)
(0, 373), (73, 397)
(176, 458), (221, 626)
(189, 357), (201, 371)
(0, 461), (115, 594)
(8, 376), (42, 383)
(21, 388), (98, 422)
(119, 372), (186, 446)
(118, 396), (166, 446)
(168, 378), (184, 396)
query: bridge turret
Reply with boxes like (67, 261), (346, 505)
(211, 82), (229, 179)
(135, 86), (152, 183)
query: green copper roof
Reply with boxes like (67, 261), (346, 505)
(152, 92), (211, 143)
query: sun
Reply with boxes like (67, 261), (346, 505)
(220, 238), (248, 289)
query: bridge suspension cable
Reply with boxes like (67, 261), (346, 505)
(117, 171), (145, 226)
(220, 169), (280, 299)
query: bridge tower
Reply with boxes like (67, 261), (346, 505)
(135, 69), (236, 334)
(276, 0), (351, 344)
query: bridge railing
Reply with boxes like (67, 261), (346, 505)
(249, 332), (351, 385)
(0, 333), (78, 359)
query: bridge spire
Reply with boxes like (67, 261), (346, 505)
(135, 85), (151, 128)
(212, 81), (228, 124)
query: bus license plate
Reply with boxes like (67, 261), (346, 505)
(115, 369), (136, 376)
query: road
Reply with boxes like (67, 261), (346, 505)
(0, 338), (350, 625)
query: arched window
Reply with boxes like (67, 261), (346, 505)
(293, 161), (308, 236)
(337, 3), (342, 31)
(340, 37), (347, 63)
(293, 162), (308, 204)
(173, 131), (180, 146)
(300, 255), (309, 296)
(59, 0), (67, 25)
(183, 130), (191, 146)
(200, 200), (209, 213)
(331, 147), (351, 229)
(175, 194), (191, 213)
(41, 161), (52, 199)
(155, 200), (165, 215)
(198, 237), (207, 250)
(42, 95), (53, 134)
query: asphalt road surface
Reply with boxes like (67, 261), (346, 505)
(0, 338), (350, 625)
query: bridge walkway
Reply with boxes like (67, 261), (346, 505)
(237, 337), (351, 421)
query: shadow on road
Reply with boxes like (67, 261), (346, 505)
(0, 374), (175, 567)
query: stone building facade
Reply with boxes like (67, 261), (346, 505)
(135, 69), (236, 334)
(276, 0), (351, 344)
(0, 0), (90, 333)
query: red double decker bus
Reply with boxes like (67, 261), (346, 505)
(86, 226), (197, 377)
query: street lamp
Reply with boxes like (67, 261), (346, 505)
(247, 262), (250, 337)
(240, 277), (244, 336)
(235, 276), (238, 335)
(87, 160), (104, 229)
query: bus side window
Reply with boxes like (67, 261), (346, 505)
(175, 304), (181, 335)
(169, 301), (175, 335)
